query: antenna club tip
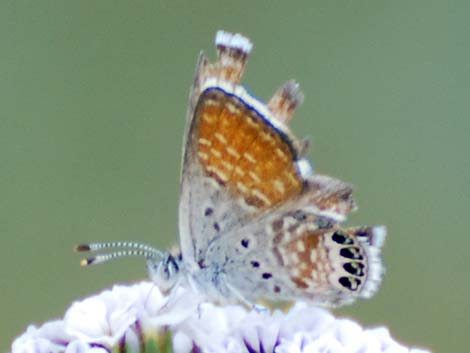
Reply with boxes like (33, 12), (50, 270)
(75, 244), (91, 252)
(80, 258), (94, 267)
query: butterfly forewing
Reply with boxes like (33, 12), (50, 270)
(179, 33), (308, 266)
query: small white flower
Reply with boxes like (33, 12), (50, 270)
(64, 285), (138, 346)
(11, 321), (71, 353)
(10, 282), (431, 353)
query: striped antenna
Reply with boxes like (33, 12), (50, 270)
(75, 241), (164, 267)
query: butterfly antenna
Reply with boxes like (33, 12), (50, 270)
(75, 241), (163, 267)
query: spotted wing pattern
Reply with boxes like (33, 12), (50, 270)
(211, 206), (385, 307)
(194, 88), (303, 209)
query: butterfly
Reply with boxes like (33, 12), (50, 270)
(77, 30), (386, 308)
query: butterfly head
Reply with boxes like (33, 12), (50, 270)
(147, 252), (183, 294)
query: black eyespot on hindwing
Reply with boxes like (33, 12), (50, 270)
(332, 231), (354, 245)
(339, 276), (362, 291)
(340, 247), (363, 260)
(343, 262), (365, 276)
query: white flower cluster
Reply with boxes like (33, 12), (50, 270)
(10, 282), (430, 353)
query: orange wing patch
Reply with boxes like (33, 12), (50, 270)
(194, 88), (303, 210)
(281, 229), (332, 291)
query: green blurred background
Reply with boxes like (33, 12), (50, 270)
(1, 1), (461, 352)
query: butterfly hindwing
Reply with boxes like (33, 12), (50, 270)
(212, 207), (386, 306)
